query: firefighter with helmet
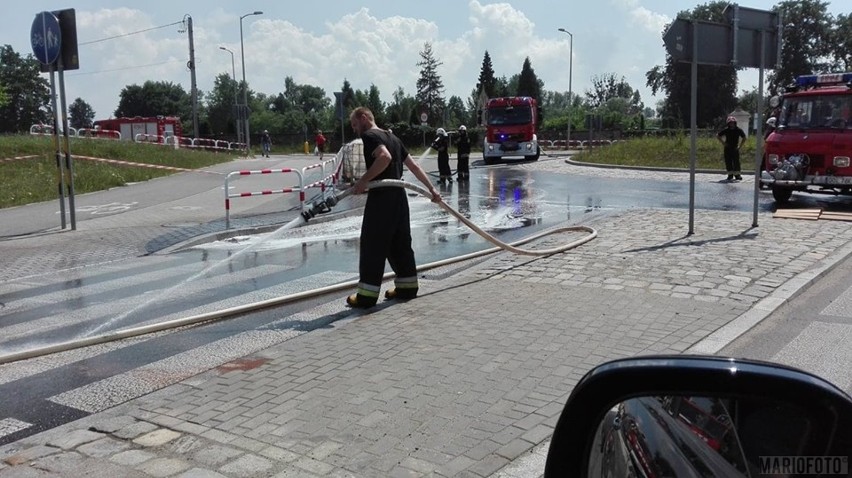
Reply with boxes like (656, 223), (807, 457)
(717, 116), (746, 181)
(432, 128), (452, 184)
(455, 125), (471, 181)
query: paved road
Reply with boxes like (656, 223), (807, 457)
(1, 155), (852, 477)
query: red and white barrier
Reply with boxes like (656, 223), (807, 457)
(224, 168), (305, 229)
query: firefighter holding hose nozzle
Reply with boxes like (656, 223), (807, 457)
(346, 107), (442, 309)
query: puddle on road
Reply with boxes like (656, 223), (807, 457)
(195, 192), (557, 253)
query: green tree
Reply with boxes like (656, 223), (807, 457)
(386, 87), (417, 125)
(68, 97), (95, 129)
(340, 79), (356, 110)
(205, 73), (238, 136)
(516, 57), (542, 100)
(834, 13), (852, 70)
(114, 80), (192, 120)
(494, 76), (511, 97)
(415, 42), (445, 127)
(0, 45), (50, 132)
(769, 0), (834, 93)
(366, 84), (385, 126)
(0, 83), (7, 108)
(475, 50), (497, 100)
(445, 95), (467, 128)
(646, 1), (737, 127)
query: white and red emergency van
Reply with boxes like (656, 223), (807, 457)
(761, 72), (852, 203)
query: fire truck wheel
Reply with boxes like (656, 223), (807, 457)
(771, 187), (793, 204)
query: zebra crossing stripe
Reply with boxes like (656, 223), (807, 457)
(0, 417), (32, 438)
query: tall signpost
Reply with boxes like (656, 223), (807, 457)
(32, 9), (79, 230)
(662, 4), (780, 234)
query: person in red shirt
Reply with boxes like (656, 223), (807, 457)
(315, 130), (327, 159)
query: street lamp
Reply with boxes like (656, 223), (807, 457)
(218, 46), (241, 145)
(558, 28), (573, 149)
(240, 10), (263, 155)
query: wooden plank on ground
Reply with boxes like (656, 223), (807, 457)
(819, 213), (852, 222)
(773, 209), (822, 220)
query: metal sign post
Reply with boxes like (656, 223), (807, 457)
(32, 11), (68, 229)
(57, 55), (77, 230)
(663, 4), (780, 233)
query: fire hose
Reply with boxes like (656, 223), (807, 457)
(0, 180), (597, 364)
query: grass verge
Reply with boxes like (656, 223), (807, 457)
(0, 135), (239, 208)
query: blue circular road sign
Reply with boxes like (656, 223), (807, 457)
(31, 11), (62, 65)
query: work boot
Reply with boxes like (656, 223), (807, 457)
(346, 293), (377, 308)
(735, 175), (743, 181)
(384, 288), (418, 300)
(726, 175), (734, 181)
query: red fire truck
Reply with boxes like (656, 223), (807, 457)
(93, 116), (183, 143)
(482, 96), (540, 164)
(761, 72), (852, 203)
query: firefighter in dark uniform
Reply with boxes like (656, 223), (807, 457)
(455, 125), (472, 181)
(346, 107), (442, 308)
(717, 116), (746, 181)
(433, 128), (452, 183)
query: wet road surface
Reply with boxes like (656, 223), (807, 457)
(2, 158), (851, 445)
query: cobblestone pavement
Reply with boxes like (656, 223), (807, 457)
(2, 159), (852, 477)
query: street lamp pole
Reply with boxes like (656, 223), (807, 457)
(558, 28), (573, 149)
(240, 10), (263, 156)
(219, 46), (241, 145)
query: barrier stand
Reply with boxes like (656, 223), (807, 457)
(301, 157), (340, 204)
(224, 168), (305, 229)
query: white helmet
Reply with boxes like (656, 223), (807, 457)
(458, 125), (466, 131)
(766, 117), (777, 127)
(436, 128), (447, 136)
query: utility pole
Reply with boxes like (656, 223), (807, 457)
(182, 15), (199, 139)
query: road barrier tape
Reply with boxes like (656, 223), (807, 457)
(72, 155), (223, 175)
(0, 155), (39, 163)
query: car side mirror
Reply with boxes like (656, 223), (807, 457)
(544, 355), (852, 477)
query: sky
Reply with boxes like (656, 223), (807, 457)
(3, 1), (847, 124)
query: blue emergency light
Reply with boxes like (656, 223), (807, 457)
(795, 72), (852, 87)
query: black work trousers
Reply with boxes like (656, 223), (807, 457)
(358, 188), (417, 292)
(724, 147), (741, 175)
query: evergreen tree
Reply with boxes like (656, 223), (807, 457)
(475, 50), (497, 100)
(516, 57), (542, 100)
(415, 42), (446, 127)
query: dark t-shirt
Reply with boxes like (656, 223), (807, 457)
(717, 127), (745, 149)
(456, 134), (471, 155)
(361, 129), (408, 181)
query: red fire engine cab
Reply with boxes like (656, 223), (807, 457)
(482, 96), (540, 164)
(761, 72), (852, 203)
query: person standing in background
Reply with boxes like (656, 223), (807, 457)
(260, 130), (272, 158)
(717, 116), (746, 181)
(315, 130), (327, 160)
(455, 125), (471, 181)
(432, 128), (452, 184)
